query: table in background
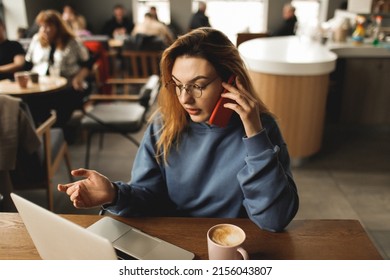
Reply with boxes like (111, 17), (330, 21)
(0, 76), (67, 97)
(0, 213), (382, 260)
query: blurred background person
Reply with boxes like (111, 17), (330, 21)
(188, 1), (211, 31)
(62, 4), (90, 37)
(25, 10), (92, 132)
(131, 12), (174, 48)
(0, 18), (26, 80)
(149, 6), (159, 21)
(102, 4), (134, 38)
(273, 3), (297, 36)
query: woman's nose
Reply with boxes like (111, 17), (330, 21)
(178, 90), (194, 104)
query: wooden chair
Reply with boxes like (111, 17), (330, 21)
(11, 106), (73, 211)
(81, 74), (160, 168)
(106, 50), (162, 94)
(236, 32), (269, 47)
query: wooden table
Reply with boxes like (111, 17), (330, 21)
(0, 76), (67, 97)
(0, 213), (382, 260)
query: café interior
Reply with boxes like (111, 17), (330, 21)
(0, 0), (389, 260)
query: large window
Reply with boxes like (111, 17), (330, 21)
(136, 0), (171, 24)
(291, 0), (321, 37)
(133, 1), (321, 43)
(192, 0), (266, 43)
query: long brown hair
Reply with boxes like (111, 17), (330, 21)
(36, 9), (75, 49)
(154, 27), (269, 163)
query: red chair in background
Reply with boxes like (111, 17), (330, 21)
(83, 41), (111, 94)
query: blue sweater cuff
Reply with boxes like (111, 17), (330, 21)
(243, 129), (275, 156)
(102, 182), (123, 214)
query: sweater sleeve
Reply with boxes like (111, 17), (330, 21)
(103, 122), (175, 216)
(238, 117), (299, 232)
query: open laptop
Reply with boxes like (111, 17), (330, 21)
(11, 193), (194, 260)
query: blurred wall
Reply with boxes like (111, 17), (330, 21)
(2, 0), (28, 39)
(24, 0), (62, 25)
(170, 0), (191, 34)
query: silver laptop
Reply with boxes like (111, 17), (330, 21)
(11, 193), (194, 260)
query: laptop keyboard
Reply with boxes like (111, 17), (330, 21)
(115, 248), (137, 260)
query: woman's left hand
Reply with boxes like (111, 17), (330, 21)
(222, 77), (263, 137)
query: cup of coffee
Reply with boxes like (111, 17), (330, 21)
(207, 224), (249, 260)
(14, 71), (30, 88)
(29, 72), (39, 84)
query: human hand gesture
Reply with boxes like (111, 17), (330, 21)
(57, 168), (117, 208)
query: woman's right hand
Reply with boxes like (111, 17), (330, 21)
(57, 168), (117, 209)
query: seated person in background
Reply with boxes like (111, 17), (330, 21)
(131, 12), (174, 47)
(188, 1), (211, 31)
(149, 6), (159, 21)
(58, 27), (299, 232)
(102, 4), (134, 39)
(273, 3), (298, 36)
(0, 19), (26, 80)
(25, 10), (92, 127)
(62, 4), (90, 37)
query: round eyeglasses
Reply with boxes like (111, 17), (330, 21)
(165, 76), (219, 98)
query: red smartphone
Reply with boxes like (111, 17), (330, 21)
(209, 75), (236, 127)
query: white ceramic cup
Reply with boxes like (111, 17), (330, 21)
(207, 223), (249, 260)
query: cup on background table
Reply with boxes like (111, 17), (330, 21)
(29, 72), (39, 84)
(207, 223), (249, 260)
(14, 71), (30, 89)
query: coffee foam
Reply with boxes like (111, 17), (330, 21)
(211, 226), (243, 247)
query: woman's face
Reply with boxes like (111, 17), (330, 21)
(39, 22), (57, 43)
(171, 56), (223, 124)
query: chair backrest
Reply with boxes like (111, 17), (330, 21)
(11, 105), (68, 211)
(11, 105), (56, 189)
(124, 34), (167, 51)
(121, 50), (161, 79)
(139, 74), (160, 109)
(236, 32), (269, 47)
(1, 95), (71, 210)
(0, 95), (41, 210)
(9, 101), (46, 186)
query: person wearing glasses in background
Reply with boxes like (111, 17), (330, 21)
(58, 27), (299, 232)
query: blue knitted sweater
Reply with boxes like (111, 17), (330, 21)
(106, 113), (299, 232)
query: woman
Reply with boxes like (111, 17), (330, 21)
(62, 4), (90, 37)
(25, 9), (91, 126)
(59, 28), (299, 232)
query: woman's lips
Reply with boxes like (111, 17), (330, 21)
(186, 108), (201, 115)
